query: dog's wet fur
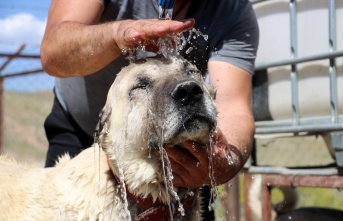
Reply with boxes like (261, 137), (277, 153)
(0, 56), (217, 220)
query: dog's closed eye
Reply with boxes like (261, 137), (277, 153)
(129, 77), (152, 100)
(132, 83), (149, 91)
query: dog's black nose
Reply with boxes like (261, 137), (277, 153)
(171, 81), (203, 105)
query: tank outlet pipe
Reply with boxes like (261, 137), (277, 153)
(158, 0), (176, 19)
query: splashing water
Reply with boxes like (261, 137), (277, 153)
(156, 125), (175, 221)
(158, 0), (176, 20)
(207, 130), (218, 211)
(117, 167), (132, 220)
(156, 121), (188, 219)
(160, 147), (186, 219)
(124, 28), (208, 64)
(156, 28), (208, 59)
(156, 33), (182, 59)
(146, 109), (185, 220)
(206, 129), (235, 211)
(115, 104), (138, 221)
(99, 104), (134, 221)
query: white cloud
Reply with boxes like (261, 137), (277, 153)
(0, 13), (47, 47)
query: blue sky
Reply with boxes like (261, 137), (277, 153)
(0, 0), (53, 92)
(0, 0), (50, 18)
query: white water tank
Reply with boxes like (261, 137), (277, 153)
(253, 0), (343, 120)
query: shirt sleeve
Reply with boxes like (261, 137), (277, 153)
(208, 3), (259, 75)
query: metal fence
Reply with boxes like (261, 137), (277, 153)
(244, 1), (343, 220)
(249, 0), (343, 172)
(0, 44), (53, 166)
(252, 0), (343, 135)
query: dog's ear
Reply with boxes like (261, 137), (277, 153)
(207, 83), (217, 100)
(94, 105), (112, 145)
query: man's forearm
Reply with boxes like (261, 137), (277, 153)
(41, 21), (121, 77)
(220, 111), (255, 170)
(208, 60), (255, 183)
(210, 111), (255, 185)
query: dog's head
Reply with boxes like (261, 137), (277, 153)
(95, 56), (216, 200)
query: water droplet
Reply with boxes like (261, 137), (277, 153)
(185, 47), (193, 54)
(227, 156), (234, 165)
(121, 47), (128, 54)
(188, 191), (194, 196)
(147, 146), (153, 158)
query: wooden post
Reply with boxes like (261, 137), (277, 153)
(244, 173), (253, 221)
(0, 77), (3, 153)
(261, 176), (272, 221)
(224, 174), (240, 221)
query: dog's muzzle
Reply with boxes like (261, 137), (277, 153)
(171, 80), (204, 106)
(155, 78), (215, 146)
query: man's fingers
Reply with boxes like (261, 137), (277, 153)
(114, 18), (194, 51)
(180, 141), (209, 164)
(165, 146), (198, 166)
(165, 146), (211, 187)
(138, 19), (194, 37)
(167, 157), (187, 186)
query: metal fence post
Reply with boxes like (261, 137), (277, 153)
(0, 77), (3, 153)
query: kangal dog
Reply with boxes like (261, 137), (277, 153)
(0, 56), (217, 221)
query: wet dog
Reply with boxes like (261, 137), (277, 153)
(0, 56), (217, 220)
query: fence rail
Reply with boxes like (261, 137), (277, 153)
(252, 0), (342, 135)
(245, 1), (343, 220)
(0, 44), (42, 152)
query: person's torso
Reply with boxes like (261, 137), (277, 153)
(55, 0), (256, 136)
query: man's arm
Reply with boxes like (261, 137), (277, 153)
(40, 0), (194, 77)
(208, 61), (255, 183)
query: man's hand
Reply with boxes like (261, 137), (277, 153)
(165, 128), (241, 188)
(113, 19), (194, 53)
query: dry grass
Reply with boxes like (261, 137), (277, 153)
(1, 91), (53, 166)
